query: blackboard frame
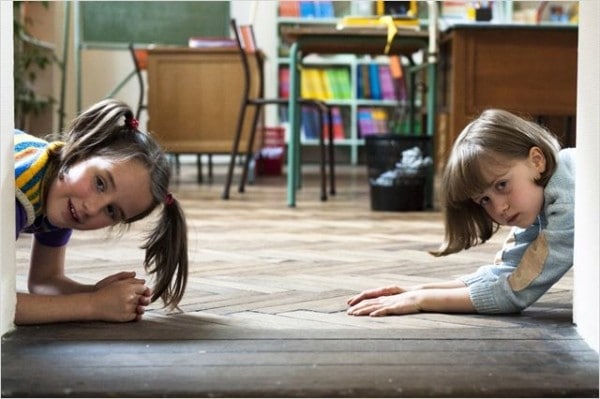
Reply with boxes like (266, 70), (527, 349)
(74, 1), (230, 110)
(79, 1), (230, 47)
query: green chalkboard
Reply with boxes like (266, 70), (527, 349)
(80, 1), (230, 46)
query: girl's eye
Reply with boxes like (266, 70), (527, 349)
(479, 196), (490, 207)
(495, 180), (508, 191)
(106, 205), (116, 220)
(95, 176), (105, 192)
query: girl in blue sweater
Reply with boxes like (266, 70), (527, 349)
(15, 99), (188, 324)
(348, 109), (575, 316)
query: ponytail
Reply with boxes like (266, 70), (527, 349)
(142, 196), (188, 309)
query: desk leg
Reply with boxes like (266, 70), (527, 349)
(425, 59), (437, 209)
(287, 42), (300, 207)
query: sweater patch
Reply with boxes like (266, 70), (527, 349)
(508, 233), (549, 291)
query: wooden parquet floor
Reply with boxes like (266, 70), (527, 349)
(2, 162), (598, 398)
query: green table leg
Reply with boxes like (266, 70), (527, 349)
(287, 42), (300, 207)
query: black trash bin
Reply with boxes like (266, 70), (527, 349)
(365, 134), (433, 211)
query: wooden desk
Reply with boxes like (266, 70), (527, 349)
(436, 24), (578, 173)
(147, 47), (256, 170)
(281, 25), (434, 207)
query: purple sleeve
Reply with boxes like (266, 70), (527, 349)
(16, 200), (26, 239)
(16, 200), (72, 247)
(34, 229), (72, 247)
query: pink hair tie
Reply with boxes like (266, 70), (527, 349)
(126, 116), (139, 130)
(165, 192), (174, 206)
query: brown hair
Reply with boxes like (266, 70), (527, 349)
(431, 109), (561, 257)
(48, 99), (188, 309)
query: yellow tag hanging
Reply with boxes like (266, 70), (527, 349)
(379, 16), (398, 55)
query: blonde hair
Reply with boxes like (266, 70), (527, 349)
(431, 109), (561, 257)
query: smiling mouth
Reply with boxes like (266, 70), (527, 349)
(69, 200), (81, 223)
(506, 214), (519, 225)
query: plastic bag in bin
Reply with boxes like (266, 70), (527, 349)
(371, 146), (432, 187)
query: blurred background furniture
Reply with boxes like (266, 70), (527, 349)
(222, 19), (335, 201)
(436, 24), (578, 173)
(128, 43), (149, 120)
(147, 46), (257, 183)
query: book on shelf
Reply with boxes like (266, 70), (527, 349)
(371, 107), (388, 133)
(333, 68), (352, 99)
(301, 68), (328, 100)
(278, 67), (290, 98)
(368, 63), (382, 100)
(319, 69), (334, 99)
(378, 64), (396, 100)
(297, 67), (352, 101)
(330, 106), (346, 140)
(314, 1), (335, 18)
(360, 64), (371, 99)
(357, 61), (405, 100)
(277, 104), (347, 142)
(358, 107), (389, 137)
(389, 55), (408, 101)
(279, 1), (300, 17)
(301, 106), (321, 140)
(358, 107), (376, 137)
(291, 1), (334, 18)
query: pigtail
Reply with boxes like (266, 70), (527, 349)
(141, 196), (188, 309)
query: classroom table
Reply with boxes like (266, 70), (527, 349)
(436, 23), (578, 172)
(280, 25), (436, 207)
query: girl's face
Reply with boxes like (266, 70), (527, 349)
(45, 156), (154, 230)
(471, 147), (547, 228)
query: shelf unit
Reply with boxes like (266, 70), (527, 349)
(275, 4), (429, 165)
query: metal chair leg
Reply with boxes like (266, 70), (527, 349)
(327, 106), (336, 195)
(239, 104), (262, 193)
(222, 101), (248, 199)
(316, 104), (327, 201)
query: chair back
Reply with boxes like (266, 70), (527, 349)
(230, 19), (264, 100)
(129, 43), (149, 119)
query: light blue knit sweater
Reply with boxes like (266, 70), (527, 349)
(460, 148), (576, 314)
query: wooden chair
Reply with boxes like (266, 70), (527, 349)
(222, 19), (336, 201)
(130, 43), (213, 181)
(128, 43), (149, 120)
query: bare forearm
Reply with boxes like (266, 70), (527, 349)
(417, 287), (475, 313)
(29, 275), (95, 296)
(411, 279), (467, 291)
(15, 292), (95, 325)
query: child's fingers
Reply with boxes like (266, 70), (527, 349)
(347, 286), (401, 306)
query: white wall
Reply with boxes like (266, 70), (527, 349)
(1, 1), (16, 335)
(573, 0), (599, 353)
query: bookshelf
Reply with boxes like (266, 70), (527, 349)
(275, 1), (429, 165)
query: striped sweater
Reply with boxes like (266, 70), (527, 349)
(14, 130), (71, 246)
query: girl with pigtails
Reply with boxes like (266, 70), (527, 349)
(14, 99), (188, 324)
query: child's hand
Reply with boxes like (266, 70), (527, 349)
(346, 290), (422, 317)
(90, 277), (151, 322)
(135, 285), (153, 321)
(346, 285), (405, 307)
(95, 271), (138, 290)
